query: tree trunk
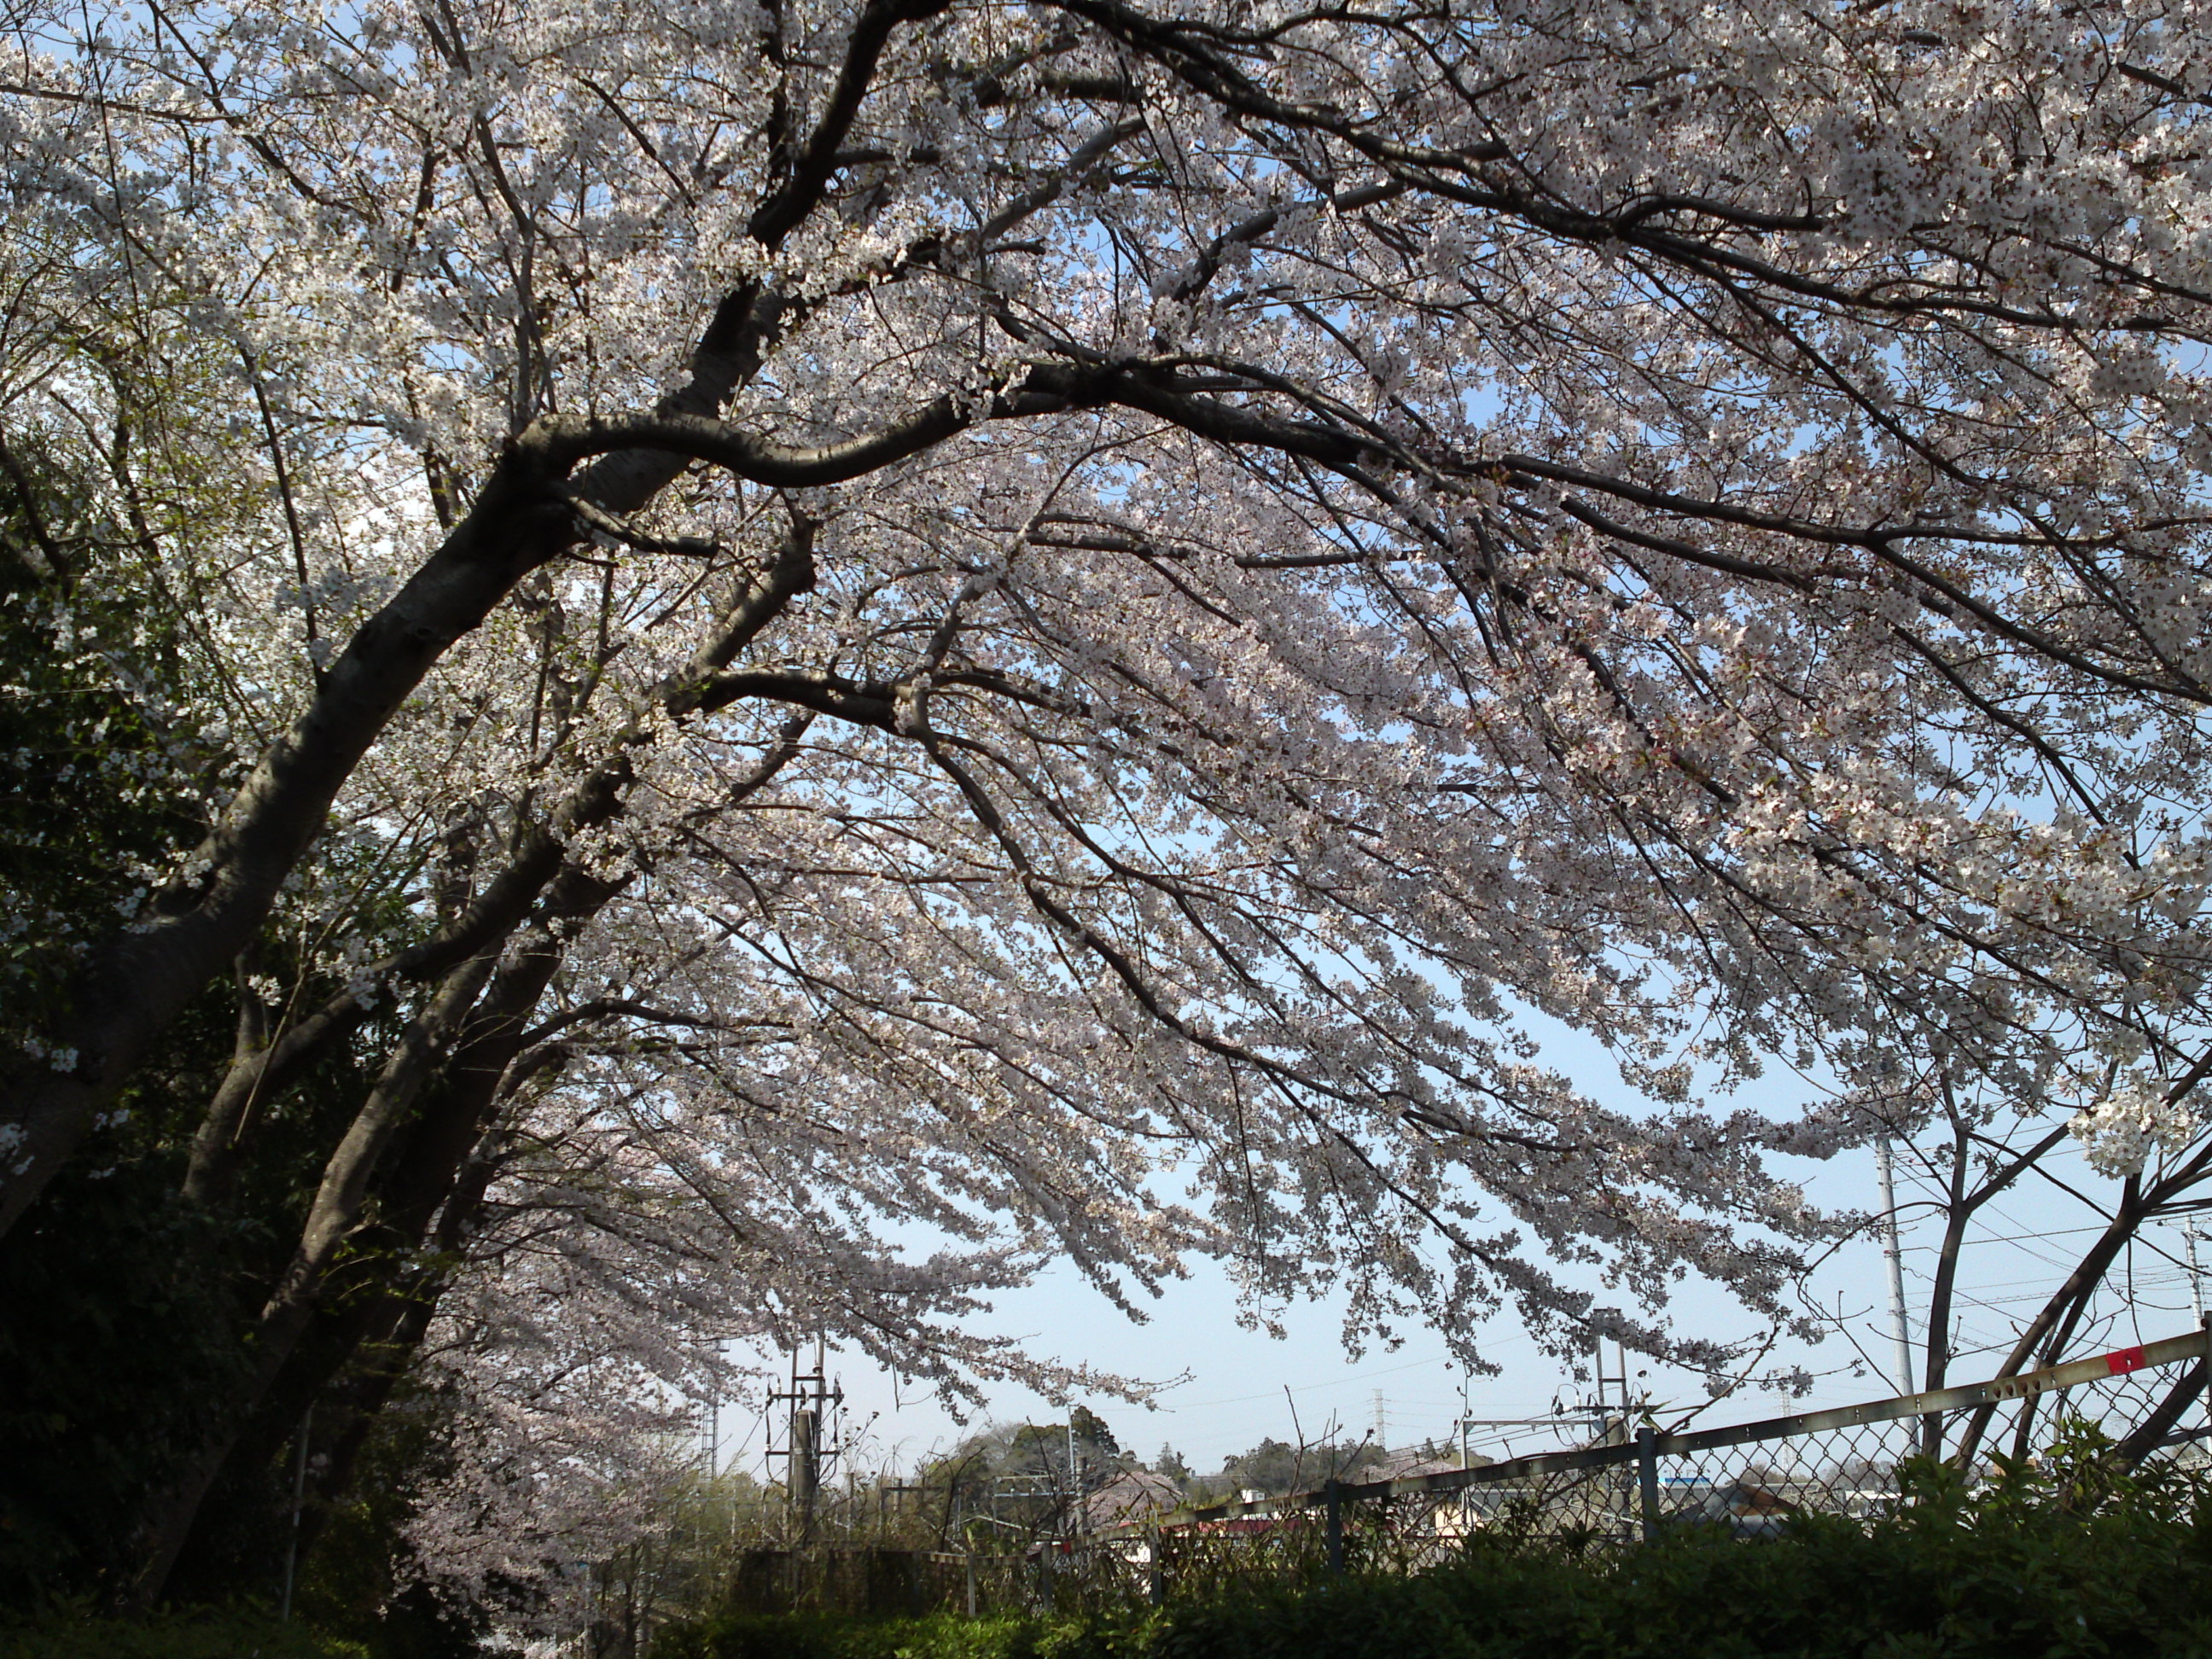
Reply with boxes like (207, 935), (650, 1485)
(2111, 1353), (2209, 1473)
(132, 527), (819, 1598)
(1918, 1121), (1972, 1458)
(130, 860), (625, 1605)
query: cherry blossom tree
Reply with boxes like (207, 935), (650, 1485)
(5, 0), (2212, 1606)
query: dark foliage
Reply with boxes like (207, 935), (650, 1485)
(648, 1451), (2212, 1659)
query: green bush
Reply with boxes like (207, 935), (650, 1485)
(0, 1603), (369, 1659)
(649, 1451), (2212, 1659)
(649, 1606), (1195, 1659)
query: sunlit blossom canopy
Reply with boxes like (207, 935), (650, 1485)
(5, 0), (2212, 1601)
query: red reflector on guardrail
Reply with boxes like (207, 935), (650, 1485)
(2106, 1346), (2147, 1374)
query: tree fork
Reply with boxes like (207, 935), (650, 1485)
(1, 258), (818, 1237)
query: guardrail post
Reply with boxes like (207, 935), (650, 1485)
(1324, 1479), (1343, 1577)
(1635, 1427), (1659, 1543)
(1147, 1527), (1164, 1606)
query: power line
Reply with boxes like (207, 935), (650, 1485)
(1154, 1348), (1501, 1414)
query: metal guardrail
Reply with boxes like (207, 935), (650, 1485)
(1654, 1328), (2209, 1457)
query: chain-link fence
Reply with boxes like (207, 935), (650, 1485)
(1097, 1323), (2212, 1594)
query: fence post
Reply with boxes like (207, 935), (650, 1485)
(1636, 1426), (1659, 1544)
(1324, 1480), (1344, 1577)
(964, 1548), (976, 1618)
(1147, 1527), (1164, 1606)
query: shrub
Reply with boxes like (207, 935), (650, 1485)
(0, 1603), (369, 1659)
(649, 1451), (2212, 1659)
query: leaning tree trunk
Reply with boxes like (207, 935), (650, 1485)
(125, 855), (627, 1604)
(124, 944), (509, 1607)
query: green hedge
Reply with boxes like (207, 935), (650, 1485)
(0, 1604), (369, 1659)
(650, 1461), (2212, 1659)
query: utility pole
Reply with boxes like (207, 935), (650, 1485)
(1590, 1313), (1633, 1543)
(1877, 1139), (1915, 1395)
(768, 1336), (841, 1545)
(1458, 1366), (1470, 1470)
(1589, 1313), (1630, 1443)
(790, 1389), (819, 1536)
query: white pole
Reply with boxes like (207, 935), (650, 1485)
(2187, 1221), (2204, 1324)
(1876, 1138), (1914, 1394)
(1067, 1417), (1080, 1539)
(2186, 1222), (2209, 1445)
